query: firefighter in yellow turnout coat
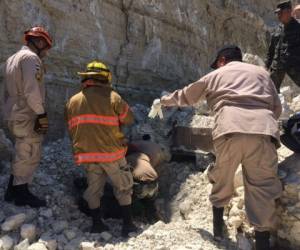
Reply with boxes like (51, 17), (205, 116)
(65, 61), (137, 236)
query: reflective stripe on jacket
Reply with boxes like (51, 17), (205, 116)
(65, 85), (134, 165)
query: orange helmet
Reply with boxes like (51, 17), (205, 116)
(24, 26), (52, 49)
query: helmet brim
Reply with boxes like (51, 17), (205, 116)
(77, 72), (104, 76)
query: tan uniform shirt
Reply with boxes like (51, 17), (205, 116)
(4, 46), (45, 121)
(127, 141), (164, 182)
(130, 141), (163, 167)
(161, 61), (282, 142)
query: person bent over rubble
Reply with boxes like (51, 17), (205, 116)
(65, 60), (137, 236)
(4, 26), (52, 208)
(157, 45), (282, 250)
(74, 136), (165, 224)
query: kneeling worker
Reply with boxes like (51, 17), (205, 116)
(65, 61), (137, 236)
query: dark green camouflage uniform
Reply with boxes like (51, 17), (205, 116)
(265, 18), (300, 92)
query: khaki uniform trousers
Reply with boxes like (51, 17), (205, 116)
(208, 133), (282, 231)
(83, 158), (133, 209)
(8, 120), (43, 186)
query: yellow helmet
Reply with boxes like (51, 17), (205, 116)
(78, 60), (112, 83)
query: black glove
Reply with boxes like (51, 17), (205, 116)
(34, 113), (49, 134)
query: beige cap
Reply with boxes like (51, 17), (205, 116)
(294, 4), (300, 11)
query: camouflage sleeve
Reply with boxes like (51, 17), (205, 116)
(21, 56), (45, 114)
(269, 78), (282, 119)
(265, 32), (279, 69)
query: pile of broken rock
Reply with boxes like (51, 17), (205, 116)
(1, 84), (300, 249)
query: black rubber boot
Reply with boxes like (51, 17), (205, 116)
(14, 184), (46, 208)
(90, 207), (109, 233)
(141, 198), (160, 224)
(255, 231), (270, 250)
(77, 197), (92, 217)
(121, 205), (138, 237)
(212, 206), (225, 241)
(4, 175), (15, 202)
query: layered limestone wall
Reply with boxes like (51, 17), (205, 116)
(0, 0), (279, 139)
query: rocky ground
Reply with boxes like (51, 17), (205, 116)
(0, 130), (243, 250)
(1, 93), (300, 250)
(0, 134), (240, 250)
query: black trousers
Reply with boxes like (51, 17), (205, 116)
(270, 67), (300, 92)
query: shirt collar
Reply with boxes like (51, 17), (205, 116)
(21, 45), (37, 55)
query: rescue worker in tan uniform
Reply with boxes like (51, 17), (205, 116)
(3, 27), (52, 208)
(157, 45), (282, 250)
(65, 61), (137, 236)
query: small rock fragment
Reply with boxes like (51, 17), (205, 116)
(0, 235), (14, 250)
(80, 241), (95, 250)
(14, 239), (30, 250)
(100, 231), (112, 241)
(28, 242), (48, 250)
(1, 213), (26, 232)
(52, 220), (68, 234)
(20, 224), (36, 242)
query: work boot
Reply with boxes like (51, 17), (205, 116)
(77, 197), (92, 217)
(141, 198), (160, 224)
(90, 207), (109, 233)
(121, 205), (138, 237)
(212, 206), (225, 241)
(4, 175), (15, 202)
(255, 231), (270, 250)
(14, 184), (46, 208)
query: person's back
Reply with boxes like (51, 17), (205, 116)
(65, 60), (137, 236)
(66, 86), (131, 164)
(203, 61), (281, 141)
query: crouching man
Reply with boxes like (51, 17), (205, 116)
(123, 136), (164, 223)
(65, 60), (137, 236)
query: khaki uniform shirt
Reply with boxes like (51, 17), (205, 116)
(161, 61), (282, 143)
(127, 141), (163, 182)
(3, 46), (45, 121)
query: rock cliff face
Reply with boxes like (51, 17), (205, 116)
(0, 0), (279, 138)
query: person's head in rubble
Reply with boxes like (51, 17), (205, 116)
(293, 5), (300, 19)
(275, 1), (293, 25)
(210, 45), (243, 69)
(78, 60), (112, 88)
